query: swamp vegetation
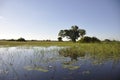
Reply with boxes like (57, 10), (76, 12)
(0, 41), (120, 80)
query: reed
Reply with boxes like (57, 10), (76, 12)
(59, 42), (120, 61)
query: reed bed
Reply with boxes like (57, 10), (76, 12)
(0, 41), (120, 60)
(59, 42), (120, 61)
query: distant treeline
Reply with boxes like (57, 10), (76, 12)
(8, 37), (26, 42)
(0, 38), (55, 42)
(78, 36), (119, 43)
(0, 37), (119, 43)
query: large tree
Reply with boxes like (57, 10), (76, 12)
(79, 29), (86, 38)
(58, 25), (86, 42)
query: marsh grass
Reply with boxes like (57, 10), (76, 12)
(0, 42), (120, 80)
(0, 41), (120, 61)
(59, 42), (120, 61)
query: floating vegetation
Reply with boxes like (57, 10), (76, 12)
(24, 66), (49, 72)
(92, 61), (103, 65)
(63, 65), (80, 70)
(63, 62), (71, 65)
(82, 70), (90, 75)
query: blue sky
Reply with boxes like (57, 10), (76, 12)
(0, 0), (120, 40)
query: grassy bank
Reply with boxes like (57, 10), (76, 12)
(0, 41), (76, 46)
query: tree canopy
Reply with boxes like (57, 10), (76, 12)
(17, 37), (26, 42)
(79, 36), (101, 43)
(58, 37), (63, 42)
(58, 25), (86, 42)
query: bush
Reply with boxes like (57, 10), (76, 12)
(17, 37), (26, 42)
(104, 39), (111, 42)
(91, 37), (101, 43)
(8, 39), (16, 41)
(58, 37), (63, 42)
(79, 36), (101, 43)
(80, 36), (91, 43)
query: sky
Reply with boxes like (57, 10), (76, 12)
(0, 0), (120, 41)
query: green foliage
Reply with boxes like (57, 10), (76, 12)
(79, 29), (86, 38)
(17, 37), (26, 42)
(7, 39), (16, 41)
(58, 25), (86, 42)
(104, 39), (111, 42)
(80, 36), (91, 43)
(58, 37), (63, 42)
(79, 36), (101, 43)
(91, 37), (101, 42)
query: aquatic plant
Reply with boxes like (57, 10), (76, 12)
(24, 66), (49, 72)
(59, 43), (120, 61)
(63, 65), (80, 70)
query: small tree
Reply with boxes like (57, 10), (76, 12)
(17, 37), (26, 42)
(58, 37), (63, 42)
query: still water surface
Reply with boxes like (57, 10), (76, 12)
(0, 46), (120, 80)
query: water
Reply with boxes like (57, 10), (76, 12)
(0, 46), (120, 80)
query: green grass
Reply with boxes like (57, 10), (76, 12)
(0, 41), (76, 46)
(59, 42), (120, 61)
(0, 40), (120, 62)
(0, 41), (120, 56)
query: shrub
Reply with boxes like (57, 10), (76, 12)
(58, 37), (63, 42)
(79, 36), (101, 43)
(8, 39), (16, 41)
(17, 37), (26, 42)
(91, 37), (101, 43)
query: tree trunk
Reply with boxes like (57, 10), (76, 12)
(72, 38), (76, 42)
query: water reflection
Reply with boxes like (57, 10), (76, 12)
(0, 46), (120, 80)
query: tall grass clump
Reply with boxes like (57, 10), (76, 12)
(59, 46), (86, 60)
(59, 42), (120, 61)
